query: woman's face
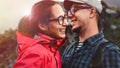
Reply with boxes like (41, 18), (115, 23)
(46, 4), (67, 39)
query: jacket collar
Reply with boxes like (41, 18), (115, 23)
(35, 33), (64, 46)
(17, 32), (64, 52)
(35, 33), (64, 52)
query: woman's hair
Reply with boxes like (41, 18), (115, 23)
(18, 16), (35, 37)
(30, 1), (62, 34)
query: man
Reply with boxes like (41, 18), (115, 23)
(62, 0), (120, 68)
(13, 1), (67, 68)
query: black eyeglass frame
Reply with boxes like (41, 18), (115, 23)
(68, 4), (92, 15)
(48, 15), (68, 25)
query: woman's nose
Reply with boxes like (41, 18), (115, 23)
(62, 18), (73, 28)
(62, 19), (69, 26)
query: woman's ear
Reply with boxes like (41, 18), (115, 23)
(89, 8), (96, 18)
(38, 23), (47, 31)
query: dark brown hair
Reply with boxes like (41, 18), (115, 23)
(30, 1), (61, 33)
(18, 16), (35, 37)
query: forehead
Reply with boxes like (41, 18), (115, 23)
(50, 4), (65, 18)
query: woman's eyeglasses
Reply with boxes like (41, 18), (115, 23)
(49, 15), (68, 25)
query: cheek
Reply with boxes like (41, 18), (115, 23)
(48, 23), (60, 34)
(76, 14), (85, 21)
(75, 10), (89, 20)
(75, 12), (89, 25)
(49, 25), (65, 38)
(49, 25), (58, 32)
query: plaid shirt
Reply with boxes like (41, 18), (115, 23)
(62, 33), (120, 68)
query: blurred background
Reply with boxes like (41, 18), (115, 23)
(0, 0), (120, 68)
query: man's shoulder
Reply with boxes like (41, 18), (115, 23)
(101, 41), (120, 50)
(91, 41), (120, 67)
(100, 41), (120, 56)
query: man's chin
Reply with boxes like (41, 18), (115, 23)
(72, 27), (81, 33)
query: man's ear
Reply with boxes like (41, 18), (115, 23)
(89, 8), (96, 18)
(38, 23), (47, 31)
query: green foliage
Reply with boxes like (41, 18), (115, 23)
(104, 17), (120, 46)
(0, 29), (17, 68)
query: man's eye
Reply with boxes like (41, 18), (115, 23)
(74, 7), (80, 12)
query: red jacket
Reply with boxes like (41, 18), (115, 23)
(13, 32), (63, 68)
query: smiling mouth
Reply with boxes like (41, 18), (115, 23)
(71, 19), (77, 22)
(59, 29), (65, 34)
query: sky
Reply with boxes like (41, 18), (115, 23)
(0, 0), (65, 34)
(0, 0), (41, 34)
(0, 0), (120, 34)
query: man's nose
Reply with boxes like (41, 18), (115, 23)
(67, 11), (74, 18)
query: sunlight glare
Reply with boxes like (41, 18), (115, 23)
(53, 0), (64, 2)
(58, 0), (64, 2)
(23, 8), (31, 16)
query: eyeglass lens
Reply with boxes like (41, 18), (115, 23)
(69, 5), (91, 15)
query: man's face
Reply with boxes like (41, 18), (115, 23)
(67, 3), (92, 31)
(47, 4), (67, 39)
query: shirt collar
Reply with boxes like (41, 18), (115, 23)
(83, 32), (104, 46)
(36, 33), (64, 52)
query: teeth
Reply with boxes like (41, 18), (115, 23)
(60, 29), (65, 32)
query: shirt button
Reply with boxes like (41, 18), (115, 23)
(77, 45), (82, 48)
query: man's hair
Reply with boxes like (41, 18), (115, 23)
(30, 1), (61, 33)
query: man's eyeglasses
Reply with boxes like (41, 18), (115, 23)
(68, 5), (92, 15)
(49, 15), (68, 25)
